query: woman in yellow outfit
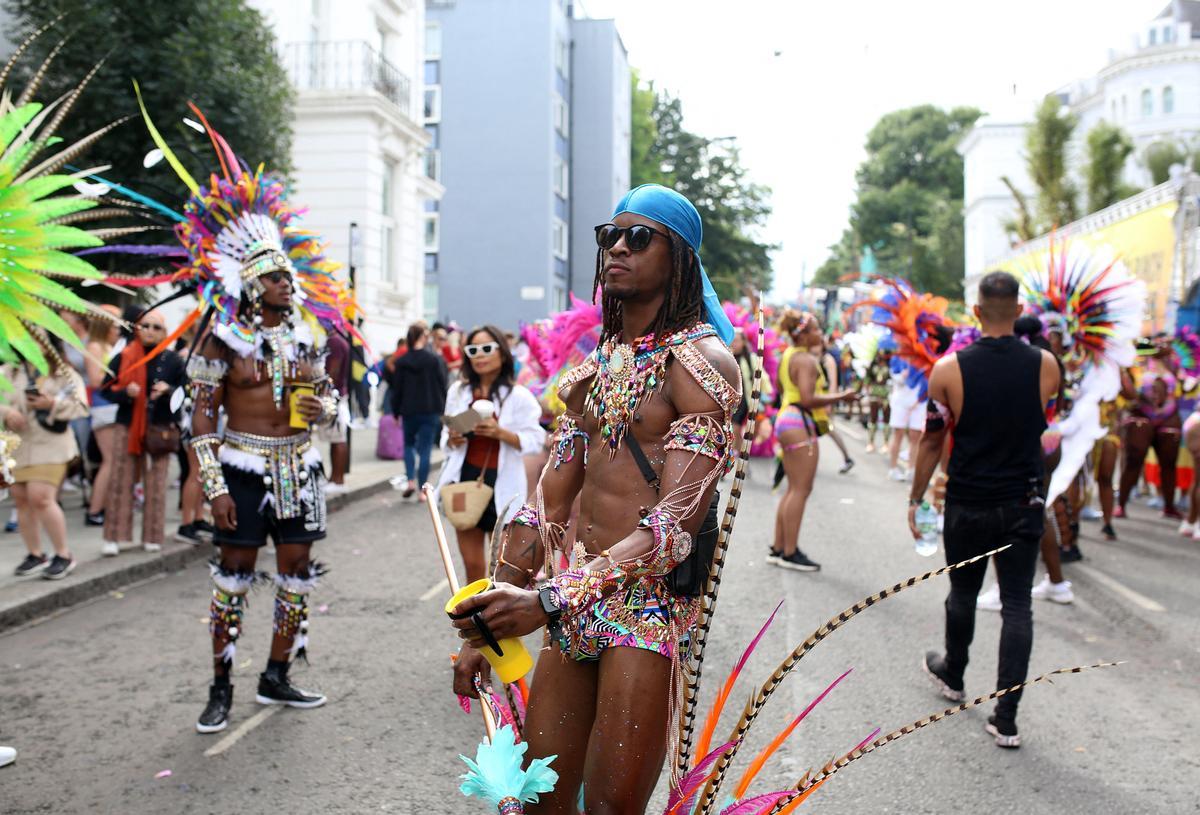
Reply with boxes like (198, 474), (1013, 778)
(769, 310), (858, 572)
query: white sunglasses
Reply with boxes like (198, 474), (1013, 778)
(464, 342), (499, 358)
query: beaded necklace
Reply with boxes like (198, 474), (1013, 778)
(258, 323), (300, 410)
(585, 322), (716, 454)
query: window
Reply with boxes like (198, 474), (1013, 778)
(553, 286), (567, 312)
(381, 160), (395, 216)
(424, 282), (439, 323)
(1165, 25), (1175, 43)
(553, 95), (569, 137)
(424, 253), (438, 274)
(424, 147), (441, 182)
(1142, 88), (1153, 116)
(425, 124), (439, 148)
(1164, 86), (1175, 114)
(424, 60), (440, 85)
(552, 217), (568, 261)
(425, 22), (442, 59)
(553, 155), (569, 199)
(555, 36), (569, 78)
(424, 212), (440, 252)
(1149, 27), (1157, 46)
(424, 198), (439, 213)
(424, 86), (441, 122)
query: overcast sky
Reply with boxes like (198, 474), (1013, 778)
(583, 0), (1167, 299)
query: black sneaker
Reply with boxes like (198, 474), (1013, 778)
(1059, 545), (1083, 563)
(839, 458), (855, 475)
(776, 550), (821, 572)
(922, 651), (965, 702)
(42, 555), (75, 580)
(84, 510), (105, 527)
(1101, 523), (1117, 541)
(985, 714), (1021, 748)
(174, 524), (202, 545)
(256, 670), (327, 709)
(193, 520), (217, 540)
(197, 682), (233, 734)
(14, 553), (48, 578)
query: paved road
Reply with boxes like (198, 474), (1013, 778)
(3, 425), (1198, 813)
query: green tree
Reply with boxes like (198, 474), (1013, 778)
(630, 83), (774, 298)
(4, 0), (294, 270)
(1084, 121), (1138, 213)
(630, 71), (670, 188)
(1025, 95), (1079, 230)
(830, 104), (980, 298)
(1143, 140), (1192, 185)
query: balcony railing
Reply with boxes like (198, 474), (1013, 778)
(282, 40), (411, 114)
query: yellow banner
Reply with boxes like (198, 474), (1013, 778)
(1001, 201), (1177, 332)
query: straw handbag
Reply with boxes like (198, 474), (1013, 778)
(441, 444), (496, 530)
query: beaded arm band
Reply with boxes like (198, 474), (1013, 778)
(186, 357), (228, 420)
(663, 413), (731, 467)
(190, 433), (229, 501)
(551, 413), (589, 470)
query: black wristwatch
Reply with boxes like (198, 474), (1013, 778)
(538, 585), (563, 636)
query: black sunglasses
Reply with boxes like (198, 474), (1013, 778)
(594, 223), (670, 252)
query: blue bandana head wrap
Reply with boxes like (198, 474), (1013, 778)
(611, 184), (735, 345)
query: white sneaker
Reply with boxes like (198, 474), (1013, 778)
(100, 541), (120, 557)
(1031, 575), (1074, 604)
(1079, 506), (1102, 521)
(143, 542), (162, 553)
(325, 483), (348, 496)
(899, 448), (910, 463)
(976, 583), (1002, 612)
(888, 467), (907, 482)
(1148, 496), (1164, 509)
(1178, 520), (1195, 538)
(60, 478), (80, 493)
(0, 745), (15, 768)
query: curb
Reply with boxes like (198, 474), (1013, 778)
(0, 467), (427, 635)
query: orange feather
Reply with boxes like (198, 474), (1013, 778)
(773, 778), (826, 815)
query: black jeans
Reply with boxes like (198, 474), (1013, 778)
(942, 500), (1043, 722)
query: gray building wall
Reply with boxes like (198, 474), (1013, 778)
(568, 18), (631, 303)
(427, 0), (571, 331)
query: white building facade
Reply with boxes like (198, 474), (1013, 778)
(251, 0), (443, 353)
(961, 1), (1200, 288)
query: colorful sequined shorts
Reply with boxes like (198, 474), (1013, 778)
(774, 404), (826, 449)
(555, 580), (698, 663)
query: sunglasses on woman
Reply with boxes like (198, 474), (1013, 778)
(594, 223), (670, 252)
(464, 342), (499, 358)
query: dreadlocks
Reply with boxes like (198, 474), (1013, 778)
(592, 230), (705, 343)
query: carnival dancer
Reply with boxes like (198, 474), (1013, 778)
(447, 184), (740, 812)
(1118, 341), (1183, 520)
(769, 309), (858, 571)
(910, 272), (1060, 748)
(101, 93), (355, 734)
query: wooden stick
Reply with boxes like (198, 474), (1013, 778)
(424, 482), (497, 742)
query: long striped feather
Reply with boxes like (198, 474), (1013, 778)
(765, 662), (1121, 813)
(676, 301), (766, 777)
(695, 546), (1011, 814)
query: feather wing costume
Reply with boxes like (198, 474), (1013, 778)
(1019, 238), (1144, 503)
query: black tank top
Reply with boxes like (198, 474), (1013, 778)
(947, 336), (1046, 505)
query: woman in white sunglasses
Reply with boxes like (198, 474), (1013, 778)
(436, 326), (546, 582)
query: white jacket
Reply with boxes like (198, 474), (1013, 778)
(435, 382), (546, 525)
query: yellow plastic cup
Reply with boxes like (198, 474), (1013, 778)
(288, 382), (315, 429)
(445, 578), (533, 684)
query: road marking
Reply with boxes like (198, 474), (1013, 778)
(1075, 564), (1166, 613)
(836, 422), (866, 442)
(420, 578), (449, 602)
(204, 706), (280, 757)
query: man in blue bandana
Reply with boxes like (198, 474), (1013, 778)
(448, 185), (742, 811)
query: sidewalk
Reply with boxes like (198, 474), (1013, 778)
(0, 425), (436, 632)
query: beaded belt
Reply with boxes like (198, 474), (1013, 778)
(220, 430), (321, 519)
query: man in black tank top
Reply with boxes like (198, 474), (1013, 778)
(907, 271), (1060, 749)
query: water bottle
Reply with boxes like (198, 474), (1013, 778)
(913, 501), (939, 557)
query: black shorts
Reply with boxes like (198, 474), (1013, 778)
(213, 465), (327, 548)
(458, 462), (498, 533)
